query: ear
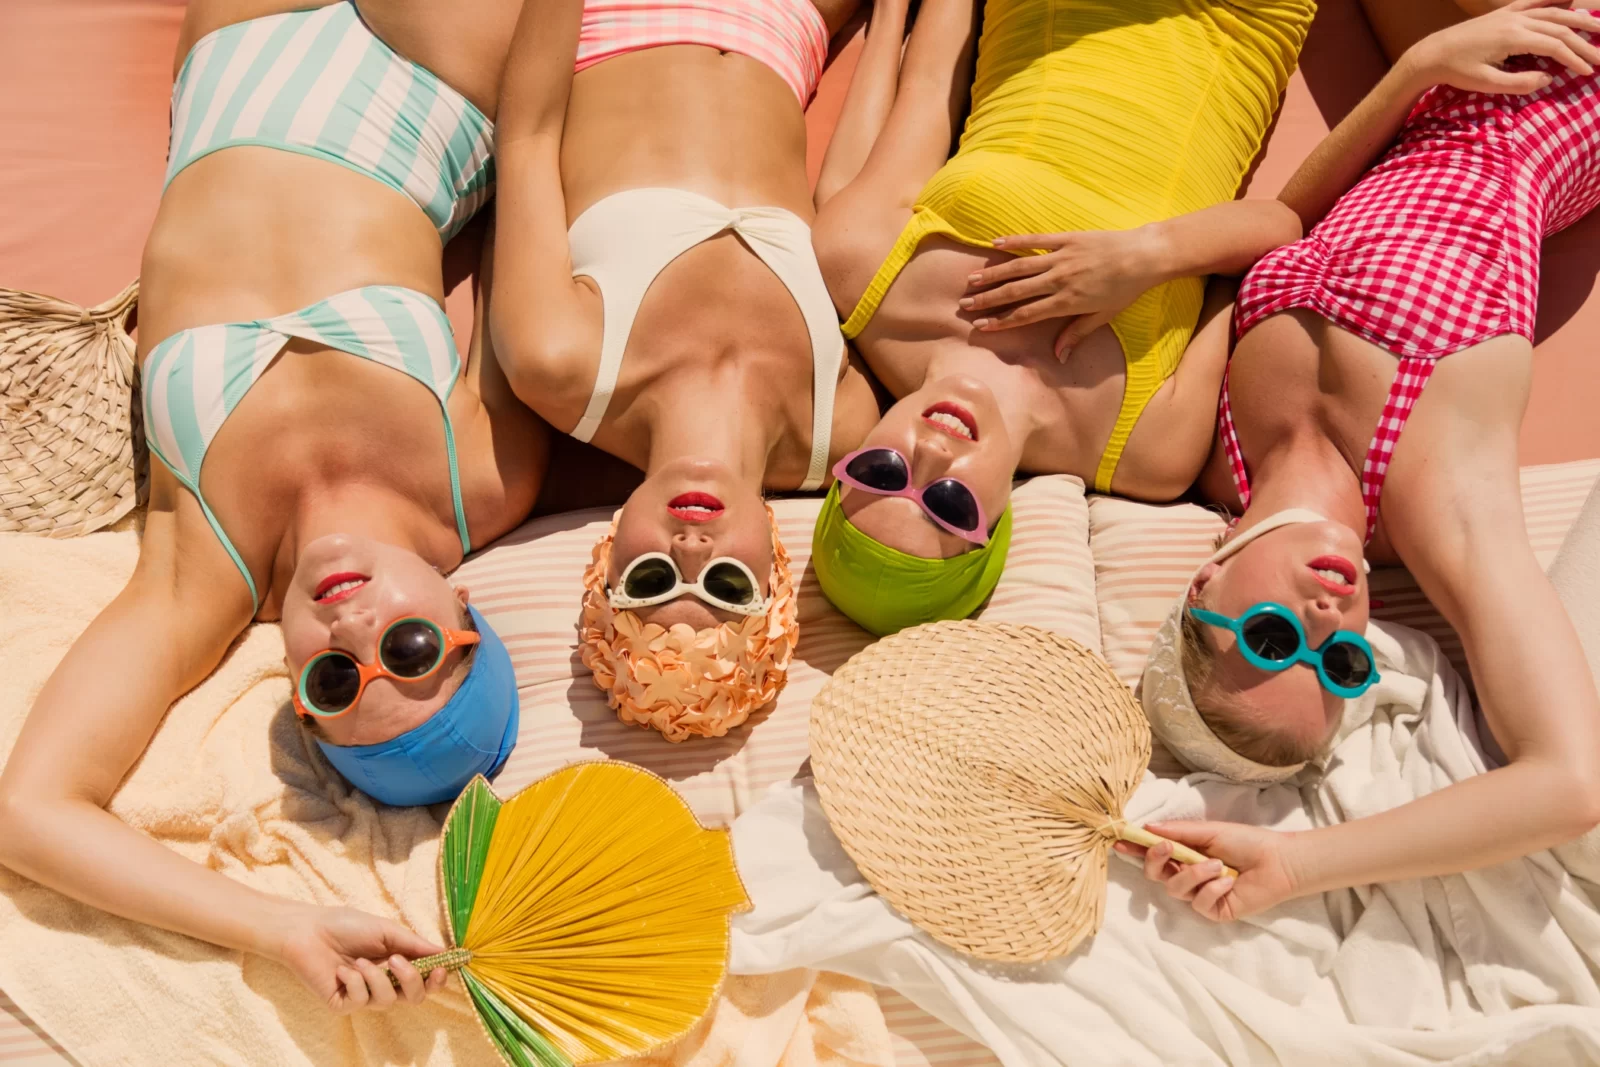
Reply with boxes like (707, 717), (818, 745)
(454, 584), (472, 608)
(1188, 562), (1220, 606)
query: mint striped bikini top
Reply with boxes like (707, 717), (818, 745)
(142, 286), (471, 611)
(165, 1), (494, 242)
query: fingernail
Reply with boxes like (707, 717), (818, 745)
(1207, 860), (1224, 875)
(1216, 877), (1236, 892)
(958, 297), (974, 308)
(967, 273), (982, 284)
(973, 318), (991, 329)
(991, 239), (1004, 247)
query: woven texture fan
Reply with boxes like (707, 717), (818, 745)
(810, 620), (1228, 963)
(412, 761), (751, 1067)
(0, 280), (143, 537)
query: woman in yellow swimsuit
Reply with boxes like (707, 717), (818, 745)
(809, 0), (1315, 635)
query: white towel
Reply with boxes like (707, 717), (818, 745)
(726, 480), (1600, 1065)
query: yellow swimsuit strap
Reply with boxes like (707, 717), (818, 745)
(842, 208), (960, 341)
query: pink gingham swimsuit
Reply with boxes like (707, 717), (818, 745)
(1224, 46), (1600, 542)
(573, 0), (829, 103)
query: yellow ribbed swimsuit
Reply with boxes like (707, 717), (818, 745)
(842, 0), (1315, 491)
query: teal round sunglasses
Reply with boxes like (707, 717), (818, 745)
(1188, 602), (1378, 698)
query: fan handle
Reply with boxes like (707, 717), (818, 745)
(388, 947), (474, 984)
(1116, 824), (1240, 880)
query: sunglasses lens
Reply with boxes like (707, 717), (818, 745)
(844, 449), (909, 492)
(702, 561), (758, 607)
(922, 478), (982, 533)
(380, 621), (443, 678)
(1241, 613), (1301, 662)
(1321, 640), (1374, 689)
(623, 557), (678, 600)
(305, 653), (361, 713)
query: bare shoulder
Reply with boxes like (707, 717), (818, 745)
(829, 349), (886, 463)
(488, 284), (603, 433)
(811, 184), (915, 322)
(1378, 338), (1533, 574)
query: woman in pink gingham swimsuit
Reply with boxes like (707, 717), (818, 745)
(1125, 2), (1600, 928)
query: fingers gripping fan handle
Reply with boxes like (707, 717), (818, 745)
(809, 620), (1232, 963)
(416, 762), (751, 1067)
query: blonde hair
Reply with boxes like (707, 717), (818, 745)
(577, 506), (799, 742)
(1178, 590), (1324, 770)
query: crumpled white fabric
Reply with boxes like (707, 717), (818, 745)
(728, 619), (1600, 1066)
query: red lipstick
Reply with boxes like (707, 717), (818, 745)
(667, 492), (725, 523)
(314, 572), (369, 604)
(921, 401), (979, 442)
(1307, 555), (1357, 596)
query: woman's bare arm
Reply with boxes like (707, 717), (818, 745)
(0, 476), (447, 1011)
(489, 0), (599, 407)
(813, 0), (913, 208)
(0, 481), (281, 948)
(811, 0), (981, 316)
(1283, 2), (1600, 230)
(961, 199), (1301, 353)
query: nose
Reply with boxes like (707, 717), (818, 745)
(910, 438), (955, 487)
(670, 529), (717, 580)
(328, 605), (382, 661)
(1302, 597), (1345, 649)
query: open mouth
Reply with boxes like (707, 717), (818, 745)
(922, 402), (978, 442)
(1307, 555), (1357, 596)
(314, 572), (369, 604)
(667, 492), (725, 523)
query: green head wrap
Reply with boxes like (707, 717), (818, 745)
(811, 482), (1012, 637)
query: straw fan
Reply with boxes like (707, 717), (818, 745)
(810, 620), (1232, 963)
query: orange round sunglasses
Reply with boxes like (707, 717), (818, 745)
(293, 616), (480, 719)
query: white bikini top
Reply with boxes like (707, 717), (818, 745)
(567, 187), (844, 492)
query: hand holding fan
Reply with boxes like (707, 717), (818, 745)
(406, 761), (750, 1066)
(809, 620), (1233, 963)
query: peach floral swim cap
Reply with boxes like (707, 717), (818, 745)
(578, 506), (799, 742)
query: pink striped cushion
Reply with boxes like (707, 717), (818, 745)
(455, 474), (1099, 830)
(1089, 459), (1600, 693)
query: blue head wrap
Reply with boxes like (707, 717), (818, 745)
(315, 604), (520, 807)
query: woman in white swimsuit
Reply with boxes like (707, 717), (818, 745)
(489, 0), (881, 738)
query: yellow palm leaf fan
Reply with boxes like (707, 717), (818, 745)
(409, 761), (751, 1067)
(809, 620), (1233, 964)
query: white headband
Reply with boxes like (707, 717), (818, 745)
(1138, 509), (1333, 785)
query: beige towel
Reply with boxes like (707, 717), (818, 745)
(633, 973), (893, 1067)
(0, 527), (895, 1067)
(0, 527), (484, 1065)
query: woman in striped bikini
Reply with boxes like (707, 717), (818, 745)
(0, 0), (545, 1013)
(1124, 1), (1600, 923)
(488, 0), (882, 741)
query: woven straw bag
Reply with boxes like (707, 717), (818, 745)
(0, 280), (144, 536)
(810, 620), (1229, 963)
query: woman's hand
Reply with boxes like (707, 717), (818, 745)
(1113, 821), (1301, 922)
(1403, 0), (1600, 96)
(960, 228), (1166, 360)
(273, 905), (450, 1013)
